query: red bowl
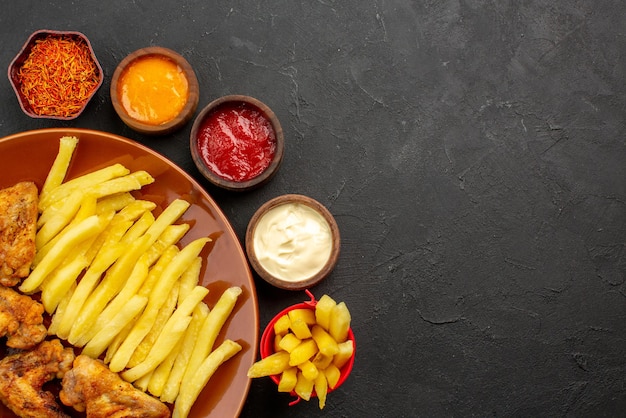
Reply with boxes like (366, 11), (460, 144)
(259, 291), (355, 404)
(7, 30), (103, 120)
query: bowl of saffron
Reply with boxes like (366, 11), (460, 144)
(8, 30), (103, 120)
(110, 46), (199, 135)
(190, 95), (284, 191)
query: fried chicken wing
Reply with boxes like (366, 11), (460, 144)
(0, 339), (75, 418)
(0, 285), (47, 349)
(60, 355), (170, 418)
(0, 181), (38, 287)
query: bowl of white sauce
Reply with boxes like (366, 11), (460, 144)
(245, 194), (340, 290)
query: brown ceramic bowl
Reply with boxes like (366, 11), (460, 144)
(190, 95), (284, 192)
(245, 194), (340, 290)
(110, 46), (199, 135)
(7, 30), (103, 120)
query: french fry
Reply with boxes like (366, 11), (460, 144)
(148, 338), (183, 397)
(109, 238), (200, 372)
(315, 294), (336, 331)
(40, 135), (78, 200)
(108, 275), (177, 371)
(289, 318), (312, 340)
(36, 190), (86, 249)
(247, 351), (290, 378)
(113, 199), (157, 222)
(180, 286), (241, 387)
(142, 199), (191, 245)
(324, 364), (341, 389)
(289, 308), (316, 326)
(143, 224), (189, 267)
(278, 333), (302, 353)
(40, 255), (88, 314)
(298, 360), (319, 381)
(144, 238), (209, 309)
(329, 302), (351, 343)
(160, 303), (209, 403)
(54, 219), (131, 339)
(88, 170), (154, 200)
(94, 192), (136, 214)
(278, 367), (298, 393)
(20, 214), (103, 294)
(81, 294), (148, 358)
(311, 352), (333, 370)
(173, 340), (242, 418)
(273, 334), (282, 353)
(121, 286), (208, 382)
(128, 282), (180, 368)
(311, 325), (339, 357)
(76, 256), (150, 346)
(134, 371), (153, 392)
(289, 339), (318, 367)
(109, 237), (207, 372)
(104, 319), (134, 364)
(40, 210), (116, 314)
(48, 282), (75, 336)
(139, 245), (179, 298)
(314, 373), (328, 409)
(119, 211), (155, 245)
(34, 195), (105, 265)
(77, 212), (118, 265)
(273, 314), (291, 336)
(294, 371), (314, 401)
(333, 340), (354, 369)
(113, 221), (200, 371)
(178, 257), (201, 305)
(68, 234), (152, 345)
(39, 163), (130, 211)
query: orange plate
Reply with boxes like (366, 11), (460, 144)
(0, 128), (259, 418)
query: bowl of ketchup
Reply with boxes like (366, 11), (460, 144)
(190, 95), (284, 191)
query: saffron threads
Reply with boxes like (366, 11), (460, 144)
(17, 35), (100, 118)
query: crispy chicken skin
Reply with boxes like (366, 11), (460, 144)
(60, 355), (170, 418)
(0, 285), (47, 349)
(0, 339), (75, 418)
(0, 181), (39, 287)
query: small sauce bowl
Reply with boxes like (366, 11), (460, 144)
(260, 291), (355, 403)
(246, 194), (340, 290)
(190, 95), (284, 191)
(110, 46), (199, 135)
(8, 29), (103, 120)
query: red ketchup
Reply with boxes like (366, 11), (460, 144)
(197, 102), (276, 182)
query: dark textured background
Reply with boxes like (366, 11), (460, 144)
(1, 1), (625, 417)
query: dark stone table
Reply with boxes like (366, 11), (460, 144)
(1, 1), (624, 416)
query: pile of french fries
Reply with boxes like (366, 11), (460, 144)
(247, 294), (354, 409)
(21, 136), (243, 418)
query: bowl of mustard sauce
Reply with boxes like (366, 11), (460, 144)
(245, 194), (340, 290)
(110, 46), (199, 135)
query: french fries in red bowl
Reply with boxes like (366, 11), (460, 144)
(248, 290), (355, 409)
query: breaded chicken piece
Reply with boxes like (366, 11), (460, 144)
(0, 181), (38, 287)
(0, 285), (47, 349)
(60, 355), (170, 418)
(0, 339), (75, 418)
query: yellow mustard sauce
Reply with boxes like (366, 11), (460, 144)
(253, 202), (333, 282)
(119, 55), (188, 125)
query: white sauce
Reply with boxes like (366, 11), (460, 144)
(253, 202), (333, 282)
